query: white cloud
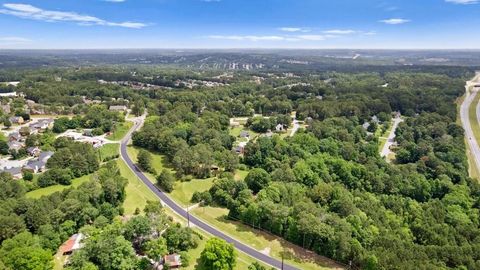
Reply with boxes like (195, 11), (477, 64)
(0, 3), (146, 28)
(0, 36), (31, 43)
(208, 35), (287, 41)
(279, 27), (310, 33)
(103, 0), (126, 2)
(207, 34), (339, 42)
(379, 18), (410, 25)
(445, 0), (478, 4)
(0, 36), (32, 47)
(323, 29), (356, 35)
(297, 35), (327, 41)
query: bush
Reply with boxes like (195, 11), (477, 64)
(22, 171), (33, 181)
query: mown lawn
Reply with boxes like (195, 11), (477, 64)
(170, 178), (215, 207)
(106, 121), (133, 141)
(126, 146), (171, 183)
(99, 143), (119, 161)
(234, 169), (249, 181)
(26, 174), (92, 199)
(191, 206), (343, 270)
(185, 228), (267, 270)
(117, 159), (159, 215)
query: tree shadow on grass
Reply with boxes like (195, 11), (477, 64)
(214, 214), (345, 269)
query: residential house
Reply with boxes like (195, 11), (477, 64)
(9, 116), (24, 125)
(163, 254), (182, 269)
(4, 167), (22, 179)
(109, 105), (127, 112)
(7, 141), (23, 152)
(83, 129), (94, 137)
(8, 132), (21, 142)
(275, 124), (285, 132)
(29, 119), (54, 132)
(24, 160), (46, 173)
(60, 233), (84, 256)
(24, 151), (54, 173)
(27, 146), (41, 157)
(239, 130), (250, 139)
(235, 142), (247, 154)
(39, 151), (54, 163)
(1, 104), (10, 114)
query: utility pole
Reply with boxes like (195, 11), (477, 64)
(281, 252), (284, 270)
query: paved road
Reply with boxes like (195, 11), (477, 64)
(461, 72), (480, 174)
(120, 117), (299, 270)
(380, 116), (403, 158)
(290, 119), (300, 137)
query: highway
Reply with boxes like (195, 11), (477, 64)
(120, 116), (299, 270)
(460, 72), (480, 175)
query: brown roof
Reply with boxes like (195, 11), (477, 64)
(164, 254), (181, 267)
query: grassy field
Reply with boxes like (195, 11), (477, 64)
(377, 119), (394, 152)
(124, 146), (340, 269)
(170, 178), (215, 207)
(117, 159), (159, 215)
(106, 121), (133, 141)
(117, 157), (267, 269)
(26, 174), (92, 199)
(99, 143), (119, 161)
(234, 169), (249, 181)
(191, 206), (342, 270)
(468, 92), (480, 149)
(126, 146), (171, 183)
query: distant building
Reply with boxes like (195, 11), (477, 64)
(29, 119), (54, 132)
(9, 116), (24, 125)
(8, 132), (22, 142)
(27, 146), (41, 157)
(7, 141), (23, 151)
(24, 160), (46, 173)
(83, 129), (94, 137)
(275, 124), (285, 132)
(109, 105), (127, 112)
(24, 151), (54, 173)
(60, 233), (84, 256)
(163, 254), (182, 269)
(4, 167), (22, 179)
(1, 104), (11, 114)
(239, 130), (250, 138)
(39, 151), (54, 163)
(0, 92), (17, 97)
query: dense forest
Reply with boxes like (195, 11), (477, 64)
(1, 63), (479, 269)
(130, 68), (480, 269)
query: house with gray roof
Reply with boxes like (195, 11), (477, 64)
(7, 141), (23, 152)
(4, 167), (22, 179)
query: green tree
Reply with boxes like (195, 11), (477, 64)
(156, 169), (175, 192)
(137, 149), (155, 174)
(3, 118), (11, 129)
(244, 168), (271, 194)
(144, 237), (167, 261)
(200, 237), (236, 270)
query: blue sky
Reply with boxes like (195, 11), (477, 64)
(0, 0), (479, 49)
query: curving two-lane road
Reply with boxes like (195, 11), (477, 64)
(120, 116), (298, 270)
